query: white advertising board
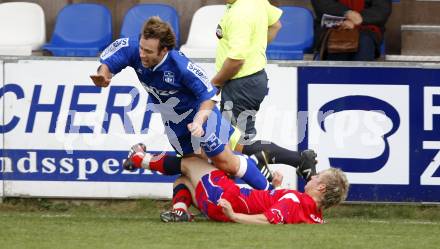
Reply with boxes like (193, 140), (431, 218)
(1, 59), (298, 198)
(197, 63), (299, 189)
(256, 64), (298, 188)
(308, 84), (409, 184)
(1, 59), (3, 198)
(2, 59), (172, 198)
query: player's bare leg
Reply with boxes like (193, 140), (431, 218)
(180, 156), (218, 188)
(207, 146), (240, 175)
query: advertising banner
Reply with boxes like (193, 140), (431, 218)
(1, 60), (3, 198)
(298, 66), (440, 202)
(0, 59), (298, 198)
(1, 59), (175, 198)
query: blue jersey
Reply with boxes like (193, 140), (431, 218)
(100, 37), (217, 137)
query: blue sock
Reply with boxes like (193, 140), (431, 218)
(236, 155), (273, 190)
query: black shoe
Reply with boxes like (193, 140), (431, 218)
(122, 159), (136, 171)
(160, 209), (193, 223)
(297, 150), (317, 181)
(253, 151), (273, 182)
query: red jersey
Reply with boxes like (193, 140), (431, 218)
(195, 170), (323, 224)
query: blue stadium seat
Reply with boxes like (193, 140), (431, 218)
(120, 4), (180, 46)
(43, 3), (112, 57)
(267, 6), (314, 60)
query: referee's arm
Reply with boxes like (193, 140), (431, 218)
(268, 20), (282, 44)
(211, 58), (244, 87)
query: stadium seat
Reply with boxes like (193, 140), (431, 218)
(0, 2), (45, 56)
(179, 5), (226, 58)
(43, 3), (112, 57)
(266, 6), (314, 60)
(120, 4), (180, 46)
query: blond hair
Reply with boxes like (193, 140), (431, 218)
(142, 16), (176, 51)
(320, 168), (349, 209)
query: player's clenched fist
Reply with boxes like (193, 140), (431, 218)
(188, 122), (204, 137)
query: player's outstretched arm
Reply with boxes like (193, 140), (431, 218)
(90, 64), (112, 87)
(219, 199), (270, 225)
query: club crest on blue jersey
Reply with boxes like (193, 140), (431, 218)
(163, 71), (175, 84)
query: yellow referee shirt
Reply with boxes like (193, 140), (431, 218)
(215, 0), (282, 79)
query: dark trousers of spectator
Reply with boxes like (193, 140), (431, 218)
(326, 30), (378, 61)
(220, 70), (268, 144)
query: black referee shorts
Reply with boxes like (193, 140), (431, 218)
(220, 69), (268, 144)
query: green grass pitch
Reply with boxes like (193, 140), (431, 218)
(0, 199), (439, 249)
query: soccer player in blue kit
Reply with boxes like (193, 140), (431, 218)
(90, 16), (274, 190)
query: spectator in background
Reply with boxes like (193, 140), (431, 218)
(311, 0), (392, 61)
(212, 0), (282, 145)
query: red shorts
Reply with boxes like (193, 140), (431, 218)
(195, 170), (247, 222)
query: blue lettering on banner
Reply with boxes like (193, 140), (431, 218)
(0, 149), (177, 183)
(0, 84), (24, 133)
(66, 85), (101, 133)
(141, 96), (155, 133)
(26, 85), (64, 133)
(0, 83), (156, 134)
(298, 67), (440, 202)
(102, 86), (140, 134)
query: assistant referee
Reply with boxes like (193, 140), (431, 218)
(211, 0), (282, 145)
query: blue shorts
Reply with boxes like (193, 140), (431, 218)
(167, 107), (234, 157)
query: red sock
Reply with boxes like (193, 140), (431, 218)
(172, 184), (192, 210)
(149, 155), (182, 175)
(130, 152), (145, 168)
(149, 155), (166, 173)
